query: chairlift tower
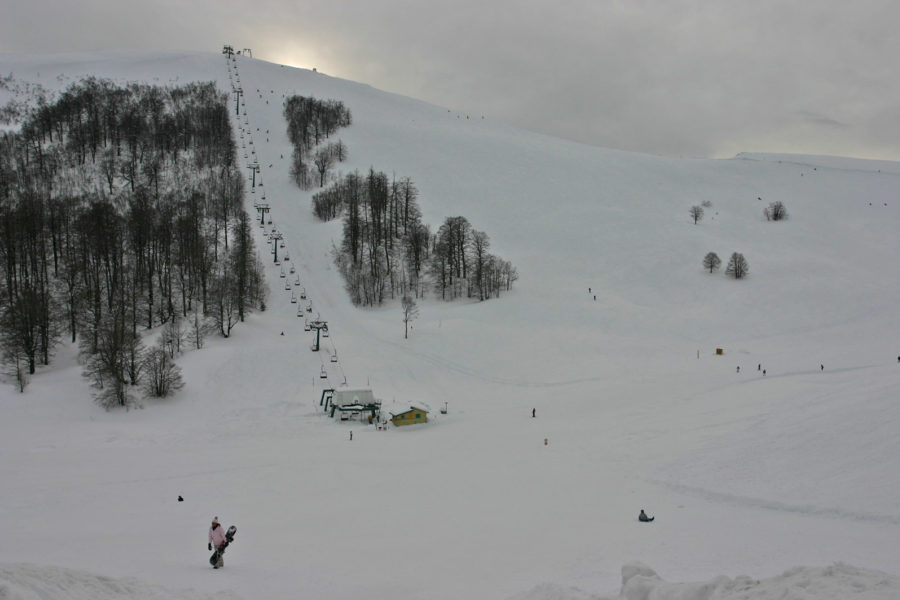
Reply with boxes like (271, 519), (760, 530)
(232, 86), (243, 116)
(308, 320), (328, 352)
(222, 45), (234, 57)
(270, 232), (283, 263)
(247, 161), (260, 188)
(255, 203), (270, 226)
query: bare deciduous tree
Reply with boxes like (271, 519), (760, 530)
(690, 205), (704, 224)
(314, 146), (334, 187)
(725, 252), (749, 279)
(162, 317), (185, 358)
(764, 201), (788, 221)
(81, 309), (144, 410)
(703, 252), (721, 273)
(187, 309), (210, 350)
(142, 345), (184, 398)
(402, 295), (418, 339)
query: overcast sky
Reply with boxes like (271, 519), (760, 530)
(3, 0), (900, 160)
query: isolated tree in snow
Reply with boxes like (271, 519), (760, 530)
(690, 205), (704, 224)
(703, 252), (721, 273)
(764, 201), (788, 221)
(401, 295), (418, 339)
(725, 252), (749, 279)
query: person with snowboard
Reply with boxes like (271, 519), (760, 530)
(638, 509), (654, 522)
(208, 516), (227, 568)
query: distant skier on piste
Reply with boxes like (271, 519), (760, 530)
(208, 516), (237, 568)
(638, 509), (654, 522)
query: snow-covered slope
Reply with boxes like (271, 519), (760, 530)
(1, 50), (898, 600)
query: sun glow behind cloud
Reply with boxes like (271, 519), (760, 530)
(255, 41), (330, 74)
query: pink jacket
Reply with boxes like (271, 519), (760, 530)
(209, 524), (226, 547)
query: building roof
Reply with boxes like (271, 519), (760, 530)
(332, 389), (378, 407)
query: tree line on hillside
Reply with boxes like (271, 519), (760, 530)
(283, 95), (351, 190)
(0, 77), (266, 405)
(282, 95), (516, 306)
(314, 169), (517, 306)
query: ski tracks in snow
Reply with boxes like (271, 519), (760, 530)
(650, 479), (900, 525)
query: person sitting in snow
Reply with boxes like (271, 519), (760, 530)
(638, 509), (654, 522)
(208, 516), (227, 568)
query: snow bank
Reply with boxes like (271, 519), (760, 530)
(510, 563), (900, 600)
(0, 563), (241, 600)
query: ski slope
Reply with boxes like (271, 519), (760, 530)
(1, 50), (899, 600)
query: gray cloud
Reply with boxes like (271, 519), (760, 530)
(3, 0), (899, 160)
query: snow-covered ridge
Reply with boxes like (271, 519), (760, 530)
(734, 151), (900, 175)
(4, 561), (898, 600)
(513, 563), (900, 600)
(0, 563), (240, 600)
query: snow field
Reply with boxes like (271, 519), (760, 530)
(1, 50), (899, 600)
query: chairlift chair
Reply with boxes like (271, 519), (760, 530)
(280, 267), (285, 278)
(284, 281), (291, 290)
(291, 292), (297, 303)
(300, 288), (307, 299)
(290, 265), (296, 274)
(319, 366), (327, 379)
(330, 351), (338, 363)
(322, 328), (329, 338)
(294, 276), (300, 286)
(297, 306), (303, 317)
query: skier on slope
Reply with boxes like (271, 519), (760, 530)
(638, 509), (654, 522)
(208, 516), (227, 568)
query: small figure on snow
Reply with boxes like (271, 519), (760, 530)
(820, 364), (824, 371)
(532, 408), (536, 418)
(638, 509), (654, 522)
(736, 366), (740, 373)
(208, 516), (226, 568)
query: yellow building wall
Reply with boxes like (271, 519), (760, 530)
(392, 411), (428, 426)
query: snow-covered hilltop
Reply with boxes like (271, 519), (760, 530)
(1, 50), (898, 600)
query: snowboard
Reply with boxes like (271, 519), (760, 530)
(639, 516), (655, 522)
(210, 525), (237, 568)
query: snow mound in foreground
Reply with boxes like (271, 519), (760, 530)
(0, 563), (242, 600)
(510, 562), (900, 600)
